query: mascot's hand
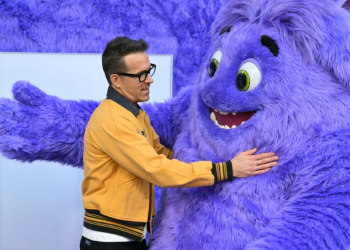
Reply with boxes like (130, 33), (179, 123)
(0, 81), (99, 167)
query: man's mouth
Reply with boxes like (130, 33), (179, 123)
(210, 108), (256, 129)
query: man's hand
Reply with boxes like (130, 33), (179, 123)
(231, 148), (278, 178)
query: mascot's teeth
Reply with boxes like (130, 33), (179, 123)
(210, 110), (244, 129)
(232, 112), (237, 115)
(210, 112), (216, 122)
(218, 124), (229, 129)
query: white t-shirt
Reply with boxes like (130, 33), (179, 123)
(82, 225), (147, 242)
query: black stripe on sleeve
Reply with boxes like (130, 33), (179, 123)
(211, 163), (218, 183)
(211, 161), (234, 183)
(225, 160), (234, 181)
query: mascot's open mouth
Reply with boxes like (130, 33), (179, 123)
(210, 108), (256, 129)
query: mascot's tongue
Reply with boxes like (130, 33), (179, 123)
(210, 108), (256, 128)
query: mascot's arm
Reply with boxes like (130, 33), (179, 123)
(141, 85), (194, 149)
(0, 82), (192, 166)
(245, 133), (350, 250)
(0, 81), (99, 168)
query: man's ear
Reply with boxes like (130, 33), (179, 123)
(110, 74), (122, 89)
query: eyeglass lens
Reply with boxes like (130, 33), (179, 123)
(140, 66), (156, 82)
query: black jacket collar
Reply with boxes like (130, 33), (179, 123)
(106, 86), (141, 118)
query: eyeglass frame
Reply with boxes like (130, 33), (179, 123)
(113, 63), (156, 82)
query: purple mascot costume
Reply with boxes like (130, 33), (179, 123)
(1, 0), (350, 249)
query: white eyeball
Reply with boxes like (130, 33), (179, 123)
(208, 50), (222, 78)
(236, 61), (262, 91)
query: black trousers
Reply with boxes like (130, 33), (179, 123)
(80, 236), (148, 250)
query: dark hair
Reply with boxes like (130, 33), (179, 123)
(102, 36), (149, 85)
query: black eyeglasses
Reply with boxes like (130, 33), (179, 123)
(114, 63), (156, 82)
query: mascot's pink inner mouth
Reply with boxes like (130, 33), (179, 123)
(210, 108), (256, 129)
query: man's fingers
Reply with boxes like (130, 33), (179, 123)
(241, 148), (258, 155)
(252, 152), (275, 160)
(253, 167), (271, 175)
(254, 155), (278, 165)
(255, 161), (278, 170)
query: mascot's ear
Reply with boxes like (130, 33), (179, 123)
(333, 0), (350, 11)
(343, 0), (350, 12)
(312, 0), (350, 88)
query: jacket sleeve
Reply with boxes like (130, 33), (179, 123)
(146, 114), (173, 159)
(94, 112), (214, 188)
(152, 131), (173, 159)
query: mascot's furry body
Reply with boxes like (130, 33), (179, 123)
(1, 0), (350, 249)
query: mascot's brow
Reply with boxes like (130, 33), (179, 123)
(260, 35), (279, 57)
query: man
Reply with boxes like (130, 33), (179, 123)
(80, 36), (278, 250)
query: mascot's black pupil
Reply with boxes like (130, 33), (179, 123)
(208, 59), (219, 78)
(236, 71), (250, 91)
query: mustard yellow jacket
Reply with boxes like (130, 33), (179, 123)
(82, 87), (226, 240)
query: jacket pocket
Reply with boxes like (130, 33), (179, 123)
(106, 177), (149, 221)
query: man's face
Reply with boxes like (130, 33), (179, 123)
(112, 52), (153, 104)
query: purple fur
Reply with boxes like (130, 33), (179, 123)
(149, 0), (350, 249)
(1, 0), (350, 249)
(142, 86), (194, 148)
(0, 81), (98, 167)
(0, 0), (225, 94)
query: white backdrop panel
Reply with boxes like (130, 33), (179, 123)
(0, 52), (173, 250)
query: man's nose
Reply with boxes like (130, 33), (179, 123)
(146, 74), (154, 84)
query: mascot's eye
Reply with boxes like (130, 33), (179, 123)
(208, 50), (222, 78)
(236, 61), (262, 91)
